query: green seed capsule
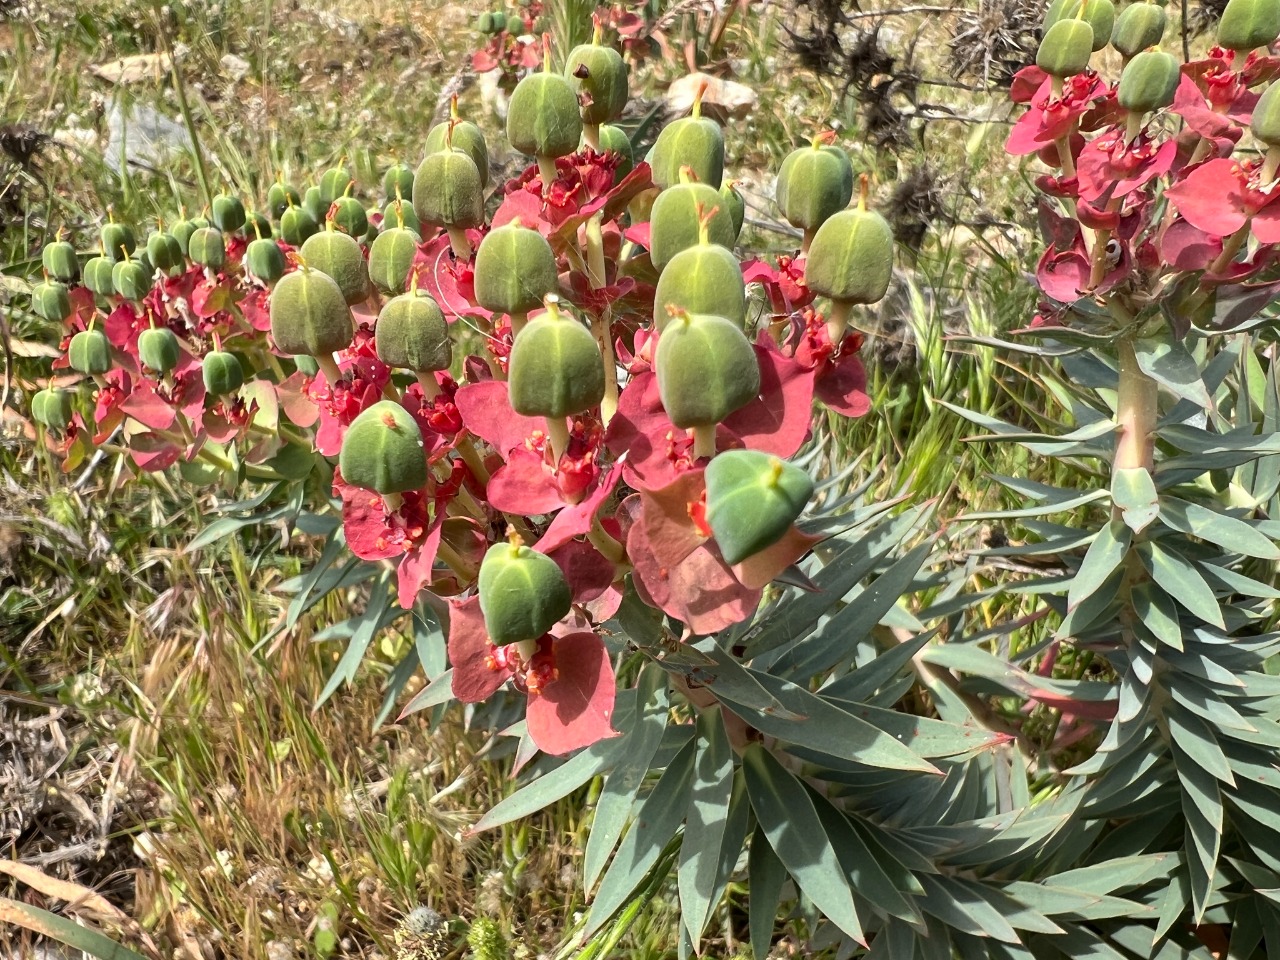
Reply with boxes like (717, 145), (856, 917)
(138, 326), (181, 374)
(508, 304), (604, 418)
(595, 124), (634, 176)
(32, 280), (73, 322)
(375, 290), (451, 372)
(170, 219), (197, 256)
(269, 262), (356, 356)
(31, 387), (74, 431)
(654, 235), (745, 330)
(248, 212), (273, 239)
(100, 222), (137, 262)
(369, 227), (422, 296)
(381, 198), (421, 235)
(83, 257), (116, 297)
(339, 399), (428, 495)
(705, 449), (814, 565)
(329, 195), (369, 237)
(303, 186), (328, 224)
(245, 237), (287, 284)
(1037, 17), (1095, 76)
(413, 149), (485, 231)
(564, 42), (629, 125)
(478, 541), (572, 645)
(280, 206), (320, 246)
(720, 181), (746, 241)
(478, 11), (496, 32)
(650, 111), (725, 190)
(211, 194), (247, 233)
(147, 231), (184, 272)
(1253, 79), (1280, 145)
(655, 312), (760, 429)
(299, 229), (369, 305)
(1111, 1), (1166, 56)
(112, 259), (151, 301)
(382, 163), (416, 202)
(425, 119), (490, 186)
(1117, 49), (1181, 113)
(506, 72), (583, 160)
(268, 182), (303, 219)
(473, 222), (560, 316)
(319, 165), (354, 205)
(776, 141), (854, 234)
(42, 240), (79, 282)
(187, 227), (227, 270)
(649, 181), (736, 271)
(202, 350), (245, 396)
(805, 206), (895, 306)
(1044, 0), (1115, 50)
(69, 328), (113, 375)
(1218, 0), (1280, 51)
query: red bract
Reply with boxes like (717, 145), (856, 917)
(1164, 158), (1280, 242)
(1075, 128), (1176, 204)
(1005, 73), (1108, 158)
(447, 596), (618, 755)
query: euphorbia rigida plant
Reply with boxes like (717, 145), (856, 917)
(27, 0), (1280, 952)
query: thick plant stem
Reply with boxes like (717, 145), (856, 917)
(692, 424), (717, 460)
(416, 372), (442, 400)
(537, 156), (558, 196)
(826, 300), (853, 344)
(456, 435), (492, 484)
(446, 227), (472, 260)
(1115, 337), (1158, 475)
(583, 123), (601, 150)
(545, 415), (570, 467)
(316, 354), (344, 389)
(588, 514), (627, 566)
(585, 214), (619, 423)
(510, 311), (529, 337)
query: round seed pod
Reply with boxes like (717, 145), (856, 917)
(147, 231), (183, 272)
(508, 305), (604, 417)
(319, 165), (354, 205)
(1037, 18), (1095, 76)
(806, 206), (895, 306)
(245, 237), (287, 284)
(776, 141), (855, 234)
(170, 219), (197, 256)
(1044, 0), (1115, 50)
(477, 11), (496, 32)
(338, 399), (428, 495)
(31, 388), (74, 431)
(425, 119), (490, 186)
(299, 229), (369, 305)
(188, 227), (227, 270)
(303, 187), (328, 225)
(654, 241), (745, 330)
(478, 541), (572, 645)
(330, 195), (369, 237)
(268, 181), (303, 219)
(382, 163), (416, 201)
(596, 124), (634, 176)
(1111, 1), (1166, 56)
(100, 222), (137, 262)
(705, 449), (815, 565)
(83, 256), (116, 297)
(506, 72), (583, 160)
(263, 441), (317, 481)
(138, 326), (181, 374)
(1117, 49), (1180, 113)
(248, 212), (273, 239)
(649, 181), (736, 271)
(211, 194), (247, 233)
(280, 206), (320, 246)
(382, 198), (421, 235)
(1218, 0), (1280, 50)
(655, 312), (760, 429)
(202, 350), (244, 396)
(720, 181), (746, 241)
(369, 227), (422, 296)
(269, 263), (356, 356)
(42, 239), (79, 282)
(112, 260), (150, 302)
(1253, 79), (1280, 145)
(32, 281), (72, 322)
(650, 110), (725, 189)
(375, 290), (451, 372)
(69, 329), (113, 375)
(473, 222), (559, 315)
(564, 42), (628, 125)
(413, 148), (485, 231)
